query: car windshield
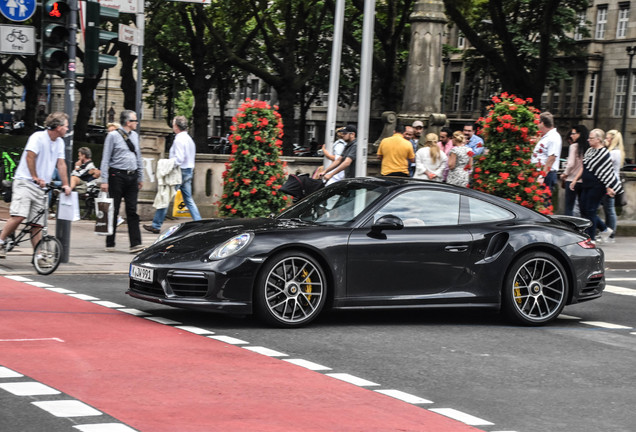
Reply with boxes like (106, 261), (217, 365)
(279, 181), (388, 226)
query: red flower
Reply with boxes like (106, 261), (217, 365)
(241, 150), (249, 155)
(499, 172), (510, 180)
(467, 150), (475, 157)
(233, 191), (240, 197)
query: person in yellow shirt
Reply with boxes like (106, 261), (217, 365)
(376, 125), (415, 176)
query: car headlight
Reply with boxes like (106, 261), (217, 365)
(154, 223), (183, 244)
(209, 233), (253, 260)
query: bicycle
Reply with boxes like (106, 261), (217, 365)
(1, 183), (63, 275)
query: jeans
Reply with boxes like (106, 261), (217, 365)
(579, 184), (608, 240)
(564, 181), (581, 216)
(151, 167), (201, 230)
(106, 170), (141, 248)
(601, 195), (617, 236)
(544, 171), (558, 209)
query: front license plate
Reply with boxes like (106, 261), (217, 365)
(130, 265), (153, 283)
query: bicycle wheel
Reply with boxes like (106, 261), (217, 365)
(33, 236), (63, 275)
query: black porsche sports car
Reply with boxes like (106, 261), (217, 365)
(128, 177), (604, 327)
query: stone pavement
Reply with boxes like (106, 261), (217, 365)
(0, 201), (634, 275)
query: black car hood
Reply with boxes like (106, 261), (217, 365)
(140, 218), (316, 257)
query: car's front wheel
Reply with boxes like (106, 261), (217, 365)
(503, 251), (569, 325)
(255, 250), (327, 328)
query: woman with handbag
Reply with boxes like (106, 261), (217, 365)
(560, 125), (589, 216)
(600, 130), (626, 243)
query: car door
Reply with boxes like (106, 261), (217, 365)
(346, 188), (474, 301)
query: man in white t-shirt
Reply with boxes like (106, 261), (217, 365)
(531, 111), (562, 190)
(321, 127), (347, 185)
(0, 112), (71, 257)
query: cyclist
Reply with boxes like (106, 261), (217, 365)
(0, 112), (71, 258)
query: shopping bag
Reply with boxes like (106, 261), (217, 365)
(57, 191), (80, 221)
(94, 192), (114, 235)
(171, 189), (192, 218)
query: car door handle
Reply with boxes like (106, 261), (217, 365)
(445, 245), (468, 253)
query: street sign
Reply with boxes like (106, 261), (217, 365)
(118, 23), (139, 45)
(167, 0), (211, 3)
(0, 0), (37, 21)
(99, 0), (136, 13)
(0, 24), (36, 54)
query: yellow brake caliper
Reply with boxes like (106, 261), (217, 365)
(301, 269), (312, 301)
(514, 281), (522, 304)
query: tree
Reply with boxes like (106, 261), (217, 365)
(218, 99), (288, 217)
(443, 0), (589, 106)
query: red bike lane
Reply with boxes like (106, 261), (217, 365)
(0, 278), (482, 432)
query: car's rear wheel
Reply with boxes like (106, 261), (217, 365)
(503, 251), (568, 325)
(255, 250), (327, 328)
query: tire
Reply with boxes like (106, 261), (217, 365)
(33, 236), (63, 275)
(503, 251), (568, 325)
(254, 250), (327, 328)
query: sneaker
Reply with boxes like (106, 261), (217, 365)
(105, 246), (116, 252)
(605, 236), (616, 244)
(599, 227), (613, 243)
(130, 244), (145, 254)
(117, 216), (125, 227)
(143, 224), (160, 234)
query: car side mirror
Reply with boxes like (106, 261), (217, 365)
(372, 214), (404, 233)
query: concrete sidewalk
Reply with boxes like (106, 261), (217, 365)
(1, 201), (634, 275)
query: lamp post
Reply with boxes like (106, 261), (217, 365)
(621, 46), (636, 140)
(441, 56), (451, 113)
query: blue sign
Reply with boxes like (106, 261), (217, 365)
(0, 0), (37, 22)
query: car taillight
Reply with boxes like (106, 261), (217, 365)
(578, 238), (596, 249)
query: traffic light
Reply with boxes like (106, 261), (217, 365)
(41, 0), (71, 72)
(84, 0), (118, 78)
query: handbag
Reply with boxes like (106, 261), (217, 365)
(94, 192), (114, 235)
(57, 191), (80, 221)
(171, 189), (191, 218)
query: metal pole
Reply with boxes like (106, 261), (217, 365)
(56, 0), (78, 263)
(323, 0), (345, 168)
(103, 69), (109, 126)
(355, 0), (376, 177)
(135, 0), (144, 131)
(621, 46), (635, 140)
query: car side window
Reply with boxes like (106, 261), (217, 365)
(374, 190), (460, 227)
(465, 196), (515, 223)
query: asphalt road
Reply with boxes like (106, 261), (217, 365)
(2, 270), (635, 432)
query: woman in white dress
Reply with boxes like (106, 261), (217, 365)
(446, 131), (473, 187)
(414, 133), (447, 182)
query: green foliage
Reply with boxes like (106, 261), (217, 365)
(473, 93), (553, 215)
(218, 99), (289, 217)
(174, 89), (194, 120)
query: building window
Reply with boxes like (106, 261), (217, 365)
(551, 90), (560, 113)
(563, 78), (573, 115)
(595, 6), (607, 39)
(574, 10), (586, 41)
(457, 33), (465, 49)
(630, 73), (636, 116)
(587, 73), (597, 117)
(262, 84), (272, 101)
(614, 73), (627, 117)
(617, 4), (630, 38)
(575, 73), (585, 116)
(250, 79), (259, 100)
(451, 73), (460, 112)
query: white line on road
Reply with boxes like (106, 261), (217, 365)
(605, 278), (636, 281)
(32, 400), (102, 417)
(117, 308), (150, 316)
(0, 338), (64, 342)
(580, 321), (633, 329)
(208, 335), (248, 345)
(144, 316), (182, 325)
(429, 408), (495, 426)
(0, 382), (60, 396)
(174, 325), (214, 335)
(68, 294), (101, 301)
(25, 281), (54, 288)
(243, 346), (288, 357)
(4, 276), (32, 282)
(0, 367), (23, 378)
(283, 358), (332, 371)
(326, 373), (380, 386)
(375, 389), (433, 404)
(46, 287), (76, 294)
(74, 423), (138, 431)
(92, 301), (125, 308)
(605, 285), (636, 297)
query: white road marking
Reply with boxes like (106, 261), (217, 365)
(429, 408), (495, 426)
(243, 346), (288, 357)
(283, 358), (332, 371)
(145, 316), (182, 325)
(4, 275), (31, 281)
(326, 373), (380, 387)
(92, 301), (125, 308)
(46, 287), (76, 294)
(175, 326), (214, 335)
(25, 281), (54, 288)
(580, 321), (633, 330)
(68, 294), (100, 301)
(558, 314), (581, 320)
(208, 335), (248, 345)
(32, 400), (102, 417)
(0, 367), (23, 378)
(117, 308), (150, 316)
(0, 338), (64, 342)
(74, 424), (138, 432)
(0, 382), (60, 396)
(605, 285), (636, 297)
(605, 278), (636, 281)
(375, 389), (432, 404)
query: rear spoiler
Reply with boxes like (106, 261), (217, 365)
(550, 215), (592, 232)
